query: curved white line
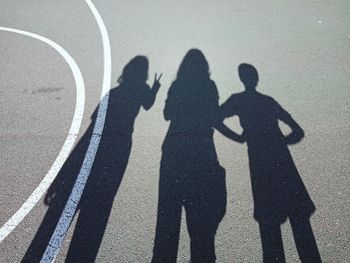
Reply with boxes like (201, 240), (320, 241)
(0, 27), (85, 242)
(41, 0), (111, 261)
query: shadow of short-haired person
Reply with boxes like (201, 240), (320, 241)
(219, 63), (322, 262)
(152, 49), (231, 263)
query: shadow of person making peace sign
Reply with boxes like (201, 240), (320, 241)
(22, 56), (161, 262)
(220, 63), (322, 262)
(152, 49), (227, 263)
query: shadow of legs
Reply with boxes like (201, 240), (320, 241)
(259, 222), (286, 263)
(289, 214), (322, 263)
(152, 197), (182, 263)
(186, 202), (218, 263)
(188, 225), (216, 263)
(64, 197), (114, 263)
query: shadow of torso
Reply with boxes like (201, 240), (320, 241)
(65, 82), (153, 262)
(23, 81), (154, 263)
(228, 92), (315, 224)
(153, 79), (226, 263)
(161, 79), (226, 219)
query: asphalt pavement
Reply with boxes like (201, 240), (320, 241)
(0, 1), (349, 262)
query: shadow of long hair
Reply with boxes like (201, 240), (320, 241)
(23, 56), (160, 262)
(152, 49), (227, 263)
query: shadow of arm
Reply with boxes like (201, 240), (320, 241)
(215, 94), (245, 142)
(276, 100), (304, 144)
(163, 83), (176, 121)
(282, 115), (304, 144)
(215, 122), (245, 143)
(143, 83), (161, 110)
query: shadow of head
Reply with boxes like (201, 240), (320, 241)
(177, 49), (210, 81)
(239, 63), (259, 91)
(118, 55), (149, 85)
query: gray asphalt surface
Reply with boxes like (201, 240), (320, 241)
(0, 1), (349, 262)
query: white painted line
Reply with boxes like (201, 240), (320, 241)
(40, 0), (112, 261)
(0, 27), (85, 242)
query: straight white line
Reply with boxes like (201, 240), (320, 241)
(0, 27), (85, 242)
(40, 0), (112, 261)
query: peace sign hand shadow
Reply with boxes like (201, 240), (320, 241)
(152, 73), (163, 90)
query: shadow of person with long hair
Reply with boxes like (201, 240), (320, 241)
(23, 56), (162, 262)
(220, 63), (322, 262)
(152, 49), (235, 263)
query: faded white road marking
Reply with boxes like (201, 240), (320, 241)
(0, 27), (85, 242)
(40, 0), (112, 261)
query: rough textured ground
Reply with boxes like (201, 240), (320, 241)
(0, 1), (349, 262)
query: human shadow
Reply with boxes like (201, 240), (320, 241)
(22, 56), (161, 262)
(220, 63), (322, 262)
(152, 49), (230, 263)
